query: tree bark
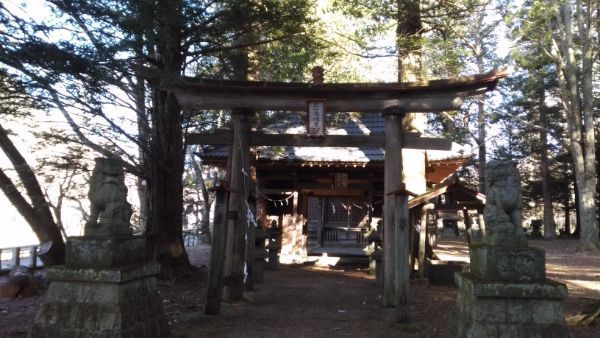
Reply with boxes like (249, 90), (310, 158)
(397, 0), (424, 133)
(0, 123), (65, 265)
(477, 100), (486, 194)
(473, 9), (487, 194)
(540, 109), (556, 239)
(146, 0), (192, 278)
(533, 71), (556, 239)
(134, 28), (150, 231)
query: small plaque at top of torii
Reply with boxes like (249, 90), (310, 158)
(307, 99), (326, 137)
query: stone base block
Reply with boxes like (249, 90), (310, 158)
(425, 259), (468, 284)
(454, 272), (569, 338)
(30, 262), (168, 337)
(470, 243), (545, 282)
(66, 236), (147, 269)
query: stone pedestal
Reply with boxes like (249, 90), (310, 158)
(455, 272), (569, 337)
(469, 243), (546, 283)
(30, 236), (168, 337)
(455, 242), (569, 337)
(65, 236), (147, 268)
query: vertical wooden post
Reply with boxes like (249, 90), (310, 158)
(292, 191), (299, 215)
(256, 186), (267, 230)
(464, 208), (473, 245)
(383, 111), (403, 307)
(418, 204), (434, 278)
(223, 110), (251, 302)
(319, 197), (325, 247)
(245, 198), (256, 291)
(478, 213), (486, 237)
(205, 183), (230, 315)
(13, 247), (21, 266)
(394, 192), (410, 323)
(368, 178), (374, 226)
(31, 245), (38, 269)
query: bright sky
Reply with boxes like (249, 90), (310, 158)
(0, 0), (515, 249)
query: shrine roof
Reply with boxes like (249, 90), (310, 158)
(200, 113), (468, 163)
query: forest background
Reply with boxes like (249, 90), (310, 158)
(0, 0), (598, 276)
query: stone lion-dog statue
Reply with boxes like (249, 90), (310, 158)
(483, 160), (526, 246)
(84, 156), (132, 236)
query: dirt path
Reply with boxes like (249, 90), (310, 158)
(172, 264), (458, 337)
(171, 238), (599, 337)
(1, 239), (598, 337)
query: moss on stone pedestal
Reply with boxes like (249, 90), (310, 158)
(454, 272), (570, 338)
(30, 237), (169, 338)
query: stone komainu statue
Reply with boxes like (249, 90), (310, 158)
(85, 156), (132, 236)
(483, 160), (526, 245)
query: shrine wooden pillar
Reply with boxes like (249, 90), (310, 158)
(205, 183), (230, 315)
(418, 203), (435, 278)
(245, 164), (258, 291)
(394, 190), (410, 322)
(255, 170), (268, 228)
(383, 111), (404, 308)
(223, 109), (251, 302)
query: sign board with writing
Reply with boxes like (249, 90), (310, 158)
(307, 100), (326, 136)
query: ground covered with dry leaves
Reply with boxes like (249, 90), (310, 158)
(1, 238), (598, 337)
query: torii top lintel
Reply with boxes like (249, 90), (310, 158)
(162, 70), (507, 113)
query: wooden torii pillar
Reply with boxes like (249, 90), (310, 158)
(223, 109), (251, 303)
(382, 110), (403, 308)
(381, 108), (419, 321)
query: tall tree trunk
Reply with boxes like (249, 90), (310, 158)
(563, 164), (571, 235)
(535, 72), (556, 239)
(474, 8), (487, 194)
(540, 111), (556, 239)
(477, 100), (486, 194)
(0, 123), (65, 265)
(146, 0), (191, 278)
(576, 0), (598, 249)
(552, 1), (599, 250)
(573, 180), (581, 236)
(396, 0), (423, 133)
(135, 37), (150, 232)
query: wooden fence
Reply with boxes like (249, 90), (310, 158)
(0, 245), (43, 272)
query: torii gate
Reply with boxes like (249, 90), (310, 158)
(165, 70), (507, 321)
